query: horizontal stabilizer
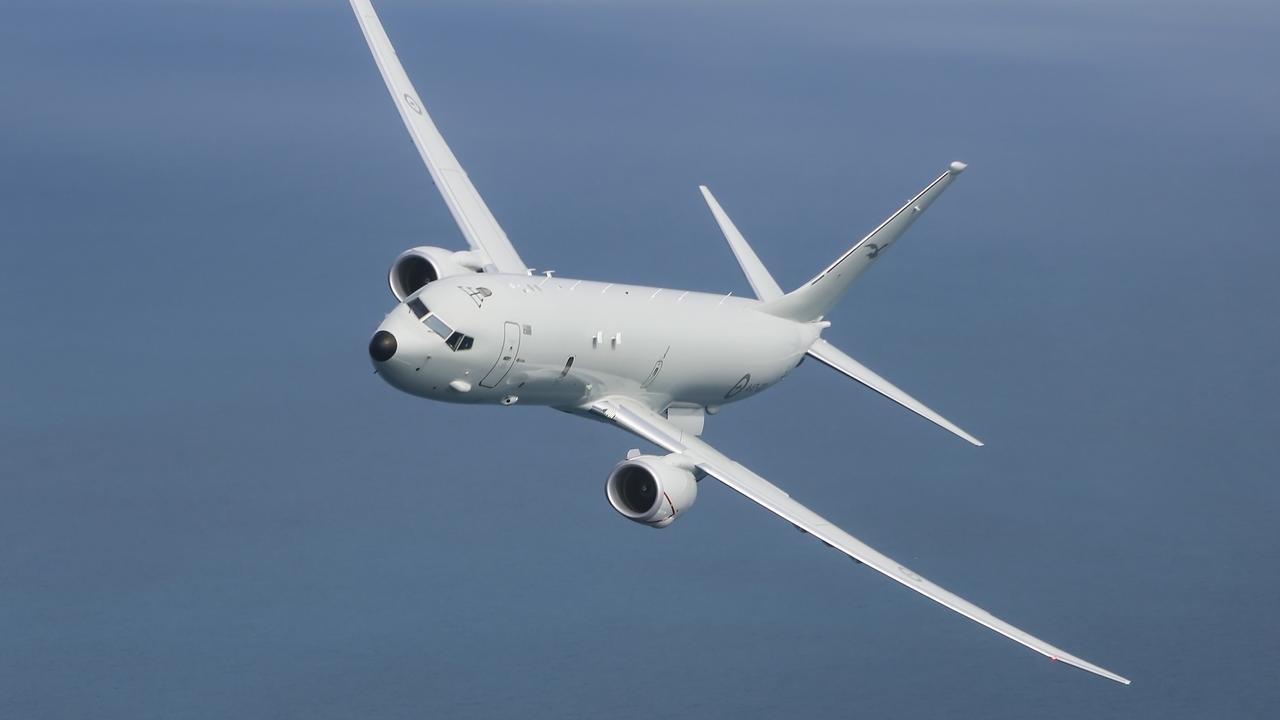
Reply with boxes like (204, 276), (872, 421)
(699, 186), (784, 301)
(808, 338), (982, 446)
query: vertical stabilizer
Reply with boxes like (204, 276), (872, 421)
(758, 162), (967, 321)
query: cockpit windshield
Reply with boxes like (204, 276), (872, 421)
(419, 311), (475, 352)
(423, 314), (452, 339)
(446, 333), (474, 351)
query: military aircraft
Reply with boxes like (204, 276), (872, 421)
(351, 0), (1128, 685)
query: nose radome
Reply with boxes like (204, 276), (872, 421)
(369, 330), (397, 362)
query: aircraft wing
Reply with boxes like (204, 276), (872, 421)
(588, 396), (1130, 685)
(350, 0), (529, 274)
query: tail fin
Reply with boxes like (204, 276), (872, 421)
(759, 161), (968, 322)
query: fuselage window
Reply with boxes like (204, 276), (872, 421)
(407, 297), (429, 318)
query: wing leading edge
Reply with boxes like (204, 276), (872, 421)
(350, 0), (528, 274)
(588, 396), (1130, 685)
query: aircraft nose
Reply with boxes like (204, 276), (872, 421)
(369, 330), (398, 362)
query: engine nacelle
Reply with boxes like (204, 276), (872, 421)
(605, 454), (698, 528)
(387, 246), (485, 301)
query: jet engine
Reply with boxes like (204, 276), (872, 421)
(605, 454), (698, 528)
(387, 246), (485, 300)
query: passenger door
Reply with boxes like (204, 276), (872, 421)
(480, 321), (522, 388)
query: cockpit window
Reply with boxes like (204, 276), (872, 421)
(421, 312), (474, 352)
(423, 314), (452, 339)
(407, 297), (428, 318)
(445, 332), (475, 351)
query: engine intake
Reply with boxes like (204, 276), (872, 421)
(387, 246), (483, 300)
(606, 454), (697, 528)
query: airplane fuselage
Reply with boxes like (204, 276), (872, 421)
(349, 0), (1131, 684)
(371, 274), (820, 411)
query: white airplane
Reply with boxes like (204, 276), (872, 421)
(351, 0), (1129, 685)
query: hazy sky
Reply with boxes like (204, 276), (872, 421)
(3, 1), (1278, 717)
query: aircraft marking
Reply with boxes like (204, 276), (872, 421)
(724, 374), (752, 399)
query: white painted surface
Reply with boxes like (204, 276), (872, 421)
(351, 0), (1128, 686)
(591, 397), (1130, 685)
(351, 0), (528, 274)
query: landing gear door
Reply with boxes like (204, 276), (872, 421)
(480, 321), (521, 388)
